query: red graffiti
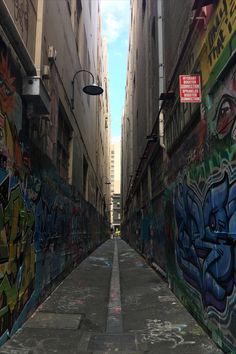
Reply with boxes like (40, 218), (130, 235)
(0, 55), (16, 114)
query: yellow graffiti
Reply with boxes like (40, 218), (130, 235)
(0, 117), (35, 325)
(0, 184), (35, 315)
(200, 0), (236, 85)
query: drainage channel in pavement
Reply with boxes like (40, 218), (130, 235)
(88, 238), (139, 353)
(106, 237), (123, 333)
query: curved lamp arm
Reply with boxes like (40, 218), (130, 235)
(71, 69), (103, 109)
(71, 70), (95, 109)
(72, 69), (95, 85)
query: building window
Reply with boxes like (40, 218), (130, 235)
(83, 156), (88, 200)
(67, 0), (71, 15)
(141, 173), (148, 206)
(88, 0), (91, 17)
(76, 0), (83, 53)
(165, 101), (200, 153)
(57, 104), (72, 181)
(151, 151), (163, 198)
(152, 17), (156, 41)
(142, 0), (146, 16)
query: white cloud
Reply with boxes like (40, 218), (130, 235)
(100, 0), (130, 43)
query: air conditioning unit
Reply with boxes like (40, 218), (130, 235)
(42, 65), (50, 79)
(22, 77), (50, 114)
(48, 46), (57, 62)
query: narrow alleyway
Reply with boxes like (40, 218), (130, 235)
(1, 239), (223, 354)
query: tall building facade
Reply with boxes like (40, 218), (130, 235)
(102, 37), (111, 223)
(122, 0), (236, 352)
(0, 0), (110, 343)
(110, 139), (121, 231)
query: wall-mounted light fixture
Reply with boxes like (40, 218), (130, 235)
(104, 177), (111, 185)
(71, 69), (103, 109)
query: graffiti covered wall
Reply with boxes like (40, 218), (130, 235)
(123, 2), (236, 352)
(0, 37), (108, 343)
(172, 61), (236, 352)
(123, 64), (236, 353)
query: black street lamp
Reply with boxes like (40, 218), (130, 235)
(71, 69), (103, 109)
(103, 176), (111, 185)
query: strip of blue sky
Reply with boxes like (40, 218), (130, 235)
(100, 0), (130, 139)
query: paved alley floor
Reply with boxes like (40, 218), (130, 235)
(0, 239), (223, 354)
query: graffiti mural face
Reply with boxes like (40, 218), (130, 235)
(215, 94), (236, 140)
(212, 68), (236, 142)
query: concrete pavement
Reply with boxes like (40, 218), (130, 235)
(0, 239), (223, 353)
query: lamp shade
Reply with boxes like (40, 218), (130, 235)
(83, 84), (103, 96)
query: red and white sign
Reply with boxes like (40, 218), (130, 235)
(179, 75), (201, 103)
